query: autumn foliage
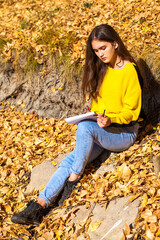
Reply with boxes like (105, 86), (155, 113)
(0, 0), (160, 239)
(0, 105), (160, 238)
(0, 0), (159, 68)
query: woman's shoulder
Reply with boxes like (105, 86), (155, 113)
(121, 61), (138, 74)
(123, 61), (136, 69)
(109, 61), (136, 71)
(122, 62), (141, 85)
(123, 60), (131, 67)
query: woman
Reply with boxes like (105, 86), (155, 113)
(11, 24), (142, 225)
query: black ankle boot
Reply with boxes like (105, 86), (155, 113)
(58, 178), (80, 206)
(11, 200), (44, 225)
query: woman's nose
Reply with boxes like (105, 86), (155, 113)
(99, 50), (103, 57)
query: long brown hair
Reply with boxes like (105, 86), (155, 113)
(82, 24), (136, 102)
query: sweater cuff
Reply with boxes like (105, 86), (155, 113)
(110, 117), (117, 123)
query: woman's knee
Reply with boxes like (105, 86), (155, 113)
(77, 121), (92, 135)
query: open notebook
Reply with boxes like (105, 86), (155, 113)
(65, 112), (97, 124)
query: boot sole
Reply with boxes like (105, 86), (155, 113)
(11, 216), (40, 225)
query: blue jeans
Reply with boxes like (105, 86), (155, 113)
(39, 121), (139, 206)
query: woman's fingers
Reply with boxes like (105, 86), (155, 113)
(97, 115), (111, 128)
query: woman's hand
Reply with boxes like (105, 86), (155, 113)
(97, 114), (111, 128)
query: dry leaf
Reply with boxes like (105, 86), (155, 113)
(51, 87), (56, 93)
(88, 221), (102, 232)
(146, 229), (154, 239)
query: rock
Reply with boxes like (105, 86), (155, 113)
(95, 163), (116, 175)
(0, 50), (159, 123)
(53, 196), (140, 240)
(88, 196), (141, 240)
(152, 156), (160, 179)
(0, 56), (86, 119)
(25, 150), (114, 194)
(25, 151), (141, 240)
(25, 153), (68, 193)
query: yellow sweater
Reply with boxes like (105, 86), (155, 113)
(91, 62), (142, 125)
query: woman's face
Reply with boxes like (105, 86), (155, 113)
(91, 39), (118, 64)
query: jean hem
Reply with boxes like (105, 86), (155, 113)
(70, 168), (83, 175)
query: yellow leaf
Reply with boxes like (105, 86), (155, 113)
(146, 229), (154, 239)
(23, 140), (33, 147)
(123, 222), (130, 235)
(39, 184), (45, 192)
(129, 193), (141, 202)
(141, 209), (152, 219)
(51, 86), (56, 93)
(51, 160), (56, 166)
(72, 125), (77, 131)
(37, 58), (43, 64)
(58, 87), (63, 90)
(21, 103), (25, 109)
(117, 163), (132, 179)
(147, 215), (157, 223)
(142, 198), (148, 208)
(142, 193), (148, 207)
(17, 202), (25, 210)
(4, 205), (12, 213)
(0, 145), (4, 154)
(46, 138), (49, 143)
(89, 221), (102, 232)
(17, 99), (23, 105)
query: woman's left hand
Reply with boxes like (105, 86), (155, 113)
(97, 114), (111, 128)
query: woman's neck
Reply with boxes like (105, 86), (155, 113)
(109, 54), (124, 69)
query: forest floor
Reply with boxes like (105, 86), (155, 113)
(0, 103), (160, 239)
(0, 0), (160, 239)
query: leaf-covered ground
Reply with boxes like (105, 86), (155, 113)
(0, 103), (160, 239)
(0, 0), (160, 239)
(0, 0), (159, 66)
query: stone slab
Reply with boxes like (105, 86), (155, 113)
(25, 153), (68, 193)
(25, 151), (141, 240)
(88, 196), (140, 240)
(25, 150), (114, 193)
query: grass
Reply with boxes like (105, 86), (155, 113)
(36, 26), (76, 56)
(56, 54), (83, 86)
(0, 18), (81, 85)
(0, 38), (7, 51)
(16, 25), (80, 84)
(25, 52), (38, 72)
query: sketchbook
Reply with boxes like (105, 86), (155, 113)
(65, 111), (97, 124)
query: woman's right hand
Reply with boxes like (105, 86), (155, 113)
(97, 114), (111, 128)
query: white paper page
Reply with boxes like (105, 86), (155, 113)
(65, 111), (97, 124)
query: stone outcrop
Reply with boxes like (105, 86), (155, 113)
(0, 49), (160, 123)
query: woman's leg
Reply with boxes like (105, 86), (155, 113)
(38, 142), (104, 207)
(70, 120), (139, 176)
(11, 120), (139, 224)
(38, 120), (139, 207)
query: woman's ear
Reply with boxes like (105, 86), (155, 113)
(114, 42), (118, 49)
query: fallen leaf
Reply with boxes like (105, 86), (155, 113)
(88, 221), (102, 232)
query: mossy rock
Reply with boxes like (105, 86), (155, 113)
(0, 48), (159, 124)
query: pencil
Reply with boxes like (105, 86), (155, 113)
(103, 109), (106, 117)
(87, 105), (91, 112)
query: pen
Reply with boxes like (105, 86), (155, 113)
(103, 109), (106, 117)
(87, 105), (91, 112)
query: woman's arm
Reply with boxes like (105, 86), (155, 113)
(107, 70), (142, 125)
